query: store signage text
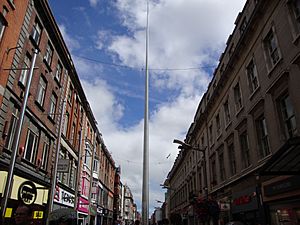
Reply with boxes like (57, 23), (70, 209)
(54, 186), (75, 207)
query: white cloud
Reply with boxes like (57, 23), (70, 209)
(58, 24), (80, 51)
(60, 0), (246, 213)
(89, 0), (99, 8)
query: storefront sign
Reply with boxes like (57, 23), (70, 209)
(0, 171), (48, 206)
(231, 186), (258, 213)
(78, 197), (89, 213)
(264, 176), (300, 197)
(54, 186), (75, 207)
(18, 181), (37, 205)
(57, 159), (70, 172)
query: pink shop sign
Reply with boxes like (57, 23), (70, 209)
(78, 197), (89, 213)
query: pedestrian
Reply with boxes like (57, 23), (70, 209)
(14, 204), (33, 225)
(48, 208), (78, 225)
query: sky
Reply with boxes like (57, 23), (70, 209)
(49, 0), (246, 214)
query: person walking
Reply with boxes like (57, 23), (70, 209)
(14, 204), (33, 225)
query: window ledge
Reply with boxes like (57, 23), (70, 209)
(7, 0), (15, 10)
(292, 33), (300, 45)
(267, 57), (283, 77)
(225, 121), (232, 130)
(43, 58), (52, 72)
(54, 76), (62, 88)
(35, 100), (45, 112)
(235, 106), (244, 117)
(249, 86), (260, 101)
(47, 115), (56, 124)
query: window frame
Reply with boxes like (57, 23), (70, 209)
(24, 128), (39, 164)
(277, 93), (297, 139)
(44, 42), (54, 67)
(19, 54), (31, 87)
(36, 75), (47, 107)
(255, 115), (270, 159)
(31, 19), (42, 46)
(246, 59), (260, 94)
(234, 82), (243, 113)
(263, 26), (281, 71)
(49, 92), (57, 120)
(41, 137), (50, 170)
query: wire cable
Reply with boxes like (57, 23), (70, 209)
(74, 54), (216, 71)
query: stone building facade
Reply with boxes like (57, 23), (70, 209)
(166, 1), (300, 225)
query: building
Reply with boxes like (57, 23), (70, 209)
(165, 1), (300, 225)
(0, 1), (118, 225)
(123, 185), (136, 225)
(0, 0), (69, 223)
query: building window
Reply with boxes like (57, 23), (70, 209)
(41, 137), (50, 170)
(287, 0), (300, 36)
(246, 59), (259, 94)
(24, 128), (39, 163)
(44, 42), (53, 66)
(239, 17), (248, 35)
(19, 54), (31, 86)
(84, 149), (92, 167)
(68, 84), (73, 104)
(31, 19), (42, 45)
(63, 113), (69, 137)
(278, 93), (297, 138)
(218, 150), (225, 181)
(234, 82), (243, 112)
(71, 123), (76, 144)
(69, 159), (76, 189)
(228, 143), (236, 176)
(211, 157), (217, 186)
(209, 124), (213, 146)
(49, 93), (57, 120)
(5, 107), (19, 151)
(93, 159), (99, 173)
(224, 99), (231, 125)
(264, 28), (281, 69)
(55, 62), (62, 82)
(256, 115), (270, 158)
(216, 113), (221, 137)
(36, 76), (47, 106)
(239, 131), (251, 169)
(0, 7), (8, 41)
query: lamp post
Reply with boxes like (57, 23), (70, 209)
(1, 48), (39, 219)
(173, 139), (208, 199)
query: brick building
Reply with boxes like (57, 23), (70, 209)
(0, 1), (117, 225)
(165, 1), (300, 225)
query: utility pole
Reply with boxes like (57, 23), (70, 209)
(48, 99), (67, 215)
(1, 49), (39, 219)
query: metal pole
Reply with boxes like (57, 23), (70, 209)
(1, 49), (39, 219)
(48, 99), (67, 214)
(142, 0), (150, 225)
(88, 133), (96, 225)
(74, 128), (83, 211)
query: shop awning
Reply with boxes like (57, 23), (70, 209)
(259, 137), (300, 176)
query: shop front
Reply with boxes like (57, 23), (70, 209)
(0, 171), (49, 225)
(262, 176), (300, 225)
(53, 185), (75, 210)
(78, 196), (89, 225)
(231, 186), (261, 225)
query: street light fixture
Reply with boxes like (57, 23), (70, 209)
(173, 139), (206, 152)
(173, 139), (208, 199)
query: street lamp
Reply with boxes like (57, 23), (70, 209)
(173, 139), (208, 199)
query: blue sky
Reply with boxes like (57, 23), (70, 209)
(49, 0), (246, 214)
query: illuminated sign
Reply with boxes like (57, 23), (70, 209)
(54, 186), (75, 207)
(18, 181), (37, 205)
